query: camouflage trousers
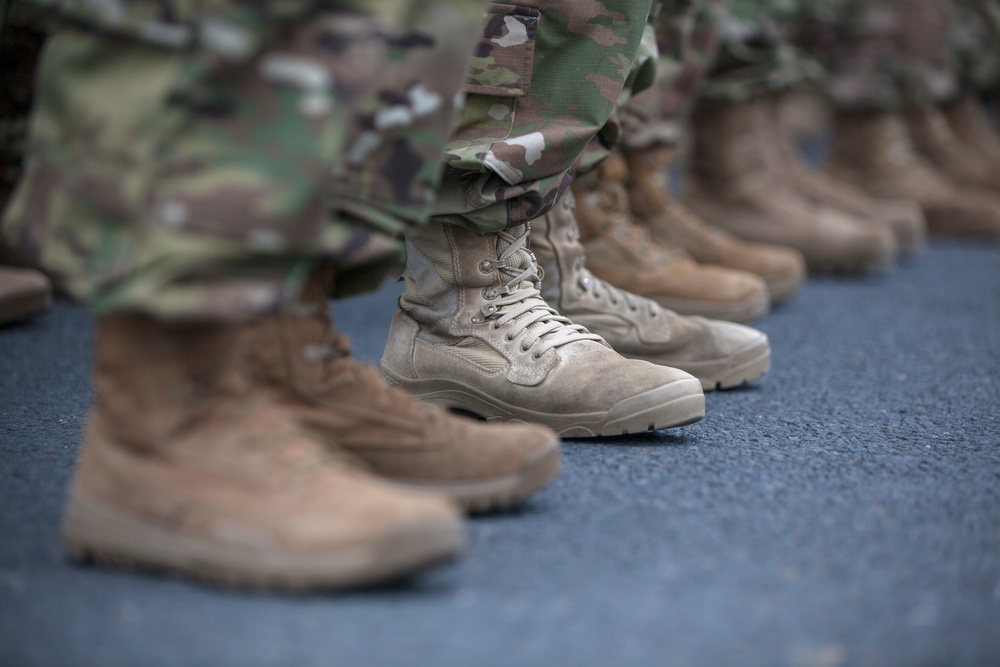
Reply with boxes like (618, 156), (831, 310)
(432, 0), (655, 229)
(3, 0), (656, 320)
(952, 0), (1000, 94)
(680, 0), (1000, 111)
(0, 25), (45, 214)
(2, 1), (487, 321)
(620, 0), (728, 149)
(804, 0), (1000, 112)
(697, 0), (823, 104)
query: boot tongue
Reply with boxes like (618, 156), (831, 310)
(492, 224), (565, 340)
(495, 223), (540, 293)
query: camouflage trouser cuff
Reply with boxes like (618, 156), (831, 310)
(620, 119), (682, 150)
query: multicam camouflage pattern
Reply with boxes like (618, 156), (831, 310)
(798, 0), (1000, 111)
(6, 0), (353, 58)
(621, 0), (728, 149)
(571, 3), (660, 176)
(430, 0), (655, 233)
(808, 0), (960, 111)
(2, 1), (487, 319)
(651, 0), (1000, 111)
(948, 0), (1000, 93)
(698, 0), (823, 103)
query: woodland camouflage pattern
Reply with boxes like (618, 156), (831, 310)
(1, 0), (488, 319)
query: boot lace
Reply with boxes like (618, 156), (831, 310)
(479, 225), (603, 358)
(562, 220), (660, 319)
(575, 260), (660, 319)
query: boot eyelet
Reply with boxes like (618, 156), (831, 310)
(471, 316), (484, 324)
(479, 260), (494, 272)
(483, 288), (498, 299)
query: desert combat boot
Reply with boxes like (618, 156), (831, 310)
(532, 192), (771, 391)
(904, 104), (999, 191)
(683, 98), (898, 273)
(62, 315), (463, 591)
(0, 265), (51, 325)
(380, 221), (705, 437)
(768, 94), (926, 253)
(825, 110), (1000, 239)
(243, 268), (561, 513)
(622, 144), (806, 304)
(571, 153), (770, 323)
(943, 93), (1000, 185)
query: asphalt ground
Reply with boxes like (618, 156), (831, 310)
(1, 238), (999, 667)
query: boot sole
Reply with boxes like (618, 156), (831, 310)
(0, 288), (51, 326)
(380, 366), (704, 438)
(650, 293), (769, 324)
(681, 199), (901, 277)
(62, 492), (463, 591)
(390, 439), (561, 514)
(625, 339), (771, 392)
(805, 247), (897, 275)
(765, 272), (804, 304)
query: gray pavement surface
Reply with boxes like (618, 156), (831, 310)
(1, 240), (999, 667)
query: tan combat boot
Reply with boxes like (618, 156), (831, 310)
(826, 109), (1000, 239)
(683, 98), (898, 273)
(380, 220), (705, 437)
(0, 265), (51, 325)
(244, 268), (561, 513)
(622, 144), (806, 304)
(904, 104), (999, 191)
(769, 95), (926, 253)
(532, 192), (771, 391)
(943, 93), (1000, 183)
(572, 154), (770, 323)
(63, 315), (463, 590)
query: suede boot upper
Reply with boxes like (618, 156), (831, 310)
(826, 110), (1000, 239)
(623, 144), (805, 303)
(531, 193), (771, 391)
(243, 270), (561, 512)
(682, 98), (898, 272)
(380, 221), (705, 437)
(63, 314), (463, 590)
(768, 95), (926, 253)
(572, 153), (770, 323)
